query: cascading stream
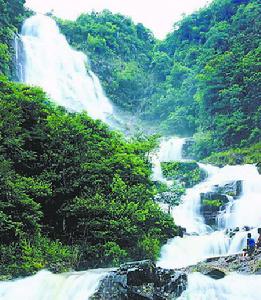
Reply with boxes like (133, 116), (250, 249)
(154, 137), (261, 298)
(156, 138), (261, 269)
(150, 137), (186, 183)
(19, 14), (113, 122)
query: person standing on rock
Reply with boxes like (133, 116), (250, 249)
(256, 228), (261, 249)
(246, 233), (255, 256)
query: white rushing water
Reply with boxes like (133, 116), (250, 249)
(0, 269), (108, 300)
(178, 273), (261, 300)
(158, 162), (261, 268)
(150, 137), (186, 183)
(154, 137), (261, 299)
(19, 14), (113, 122)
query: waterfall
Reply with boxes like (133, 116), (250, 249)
(158, 164), (261, 269)
(0, 269), (108, 300)
(19, 14), (113, 122)
(13, 35), (24, 81)
(150, 137), (186, 183)
(178, 273), (261, 300)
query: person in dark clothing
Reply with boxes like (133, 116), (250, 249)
(256, 228), (261, 249)
(247, 233), (255, 256)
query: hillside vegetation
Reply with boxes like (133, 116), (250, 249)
(0, 77), (177, 278)
(58, 0), (260, 159)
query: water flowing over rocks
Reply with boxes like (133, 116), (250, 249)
(13, 34), (25, 81)
(91, 251), (261, 300)
(184, 249), (261, 276)
(213, 180), (242, 198)
(90, 260), (187, 300)
(200, 180), (243, 226)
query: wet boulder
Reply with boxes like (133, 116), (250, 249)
(204, 268), (226, 279)
(200, 192), (229, 226)
(213, 180), (242, 198)
(90, 260), (187, 300)
(200, 180), (243, 226)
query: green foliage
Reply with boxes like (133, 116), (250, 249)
(0, 236), (79, 277)
(1, 0), (260, 278)
(0, 77), (177, 276)
(157, 0), (260, 155)
(0, 0), (30, 78)
(167, 182), (186, 206)
(203, 142), (261, 166)
(202, 199), (222, 207)
(104, 242), (128, 266)
(154, 181), (186, 208)
(137, 235), (161, 261)
(58, 0), (260, 154)
(56, 1), (261, 155)
(161, 161), (206, 187)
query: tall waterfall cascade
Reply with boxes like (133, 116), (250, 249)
(18, 14), (113, 122)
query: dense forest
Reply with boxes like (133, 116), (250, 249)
(0, 77), (177, 277)
(0, 0), (260, 279)
(58, 0), (260, 159)
(0, 1), (177, 278)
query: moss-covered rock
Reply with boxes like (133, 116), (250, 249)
(200, 192), (228, 226)
(161, 161), (207, 188)
(200, 180), (243, 226)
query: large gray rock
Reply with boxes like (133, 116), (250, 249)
(90, 260), (187, 300)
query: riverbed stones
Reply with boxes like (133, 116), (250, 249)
(90, 260), (187, 300)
